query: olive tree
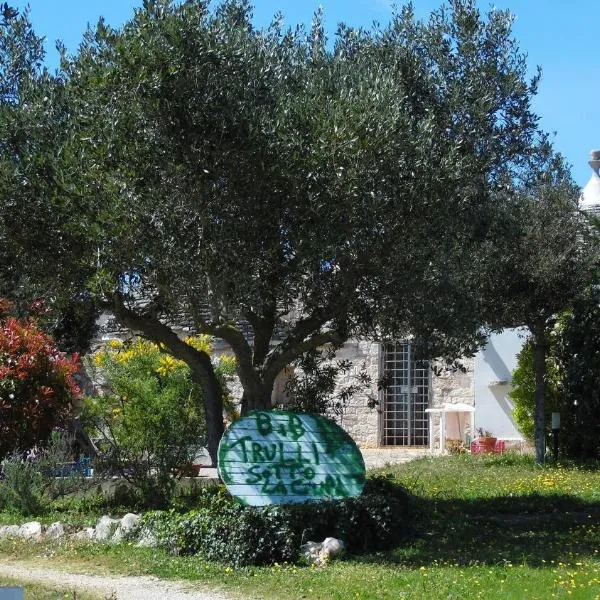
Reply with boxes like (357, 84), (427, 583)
(1, 1), (547, 463)
(477, 149), (597, 462)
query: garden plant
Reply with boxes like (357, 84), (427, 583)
(83, 336), (237, 508)
(0, 298), (81, 461)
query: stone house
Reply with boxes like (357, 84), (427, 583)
(92, 313), (524, 452)
(94, 307), (524, 452)
(321, 335), (524, 451)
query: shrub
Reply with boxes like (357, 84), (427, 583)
(0, 454), (46, 515)
(283, 346), (375, 416)
(509, 337), (562, 443)
(555, 290), (600, 460)
(0, 300), (81, 460)
(0, 432), (91, 516)
(509, 291), (600, 460)
(84, 338), (210, 508)
(140, 477), (418, 566)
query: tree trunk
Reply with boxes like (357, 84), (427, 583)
(532, 323), (547, 464)
(72, 417), (99, 458)
(188, 354), (224, 467)
(110, 295), (224, 466)
(240, 384), (273, 415)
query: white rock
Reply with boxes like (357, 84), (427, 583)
(17, 521), (42, 540)
(45, 522), (66, 539)
(112, 513), (140, 542)
(300, 537), (345, 566)
(321, 537), (345, 558)
(136, 528), (158, 548)
(0, 525), (20, 538)
(93, 515), (120, 541)
(72, 527), (95, 541)
(300, 540), (324, 564)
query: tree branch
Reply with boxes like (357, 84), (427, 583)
(264, 328), (346, 384)
(111, 293), (211, 367)
(111, 292), (225, 465)
(186, 299), (263, 400)
(245, 304), (276, 367)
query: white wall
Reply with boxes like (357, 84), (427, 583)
(474, 328), (527, 439)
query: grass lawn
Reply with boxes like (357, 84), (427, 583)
(0, 453), (599, 599)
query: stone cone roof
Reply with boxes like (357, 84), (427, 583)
(580, 149), (600, 215)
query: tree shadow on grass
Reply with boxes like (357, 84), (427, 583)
(355, 494), (600, 568)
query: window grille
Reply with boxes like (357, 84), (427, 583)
(382, 342), (430, 446)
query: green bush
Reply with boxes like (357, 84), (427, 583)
(84, 337), (240, 509)
(555, 290), (600, 460)
(140, 477), (418, 566)
(509, 337), (562, 443)
(84, 338), (209, 508)
(509, 292), (600, 460)
(0, 455), (46, 515)
(0, 433), (91, 516)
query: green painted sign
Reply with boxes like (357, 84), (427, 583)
(218, 410), (366, 506)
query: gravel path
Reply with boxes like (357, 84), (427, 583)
(0, 561), (235, 600)
(360, 447), (429, 469)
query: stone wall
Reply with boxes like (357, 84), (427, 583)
(329, 343), (475, 448)
(216, 340), (476, 449)
(330, 340), (381, 448)
(430, 357), (475, 408)
(429, 357), (475, 449)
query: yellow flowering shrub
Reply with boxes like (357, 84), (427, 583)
(84, 338), (206, 507)
(184, 335), (213, 354)
(85, 336), (238, 506)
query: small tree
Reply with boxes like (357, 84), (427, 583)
(477, 149), (597, 463)
(508, 291), (600, 461)
(0, 299), (81, 459)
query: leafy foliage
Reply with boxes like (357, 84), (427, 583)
(555, 289), (600, 460)
(0, 300), (81, 459)
(84, 337), (210, 508)
(283, 345), (375, 416)
(0, 432), (91, 516)
(479, 151), (597, 462)
(510, 291), (600, 460)
(0, 454), (45, 515)
(141, 477), (417, 566)
(510, 337), (562, 443)
(0, 0), (581, 458)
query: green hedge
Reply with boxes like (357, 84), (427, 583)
(141, 477), (418, 566)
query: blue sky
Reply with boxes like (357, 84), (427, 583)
(13, 0), (599, 186)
